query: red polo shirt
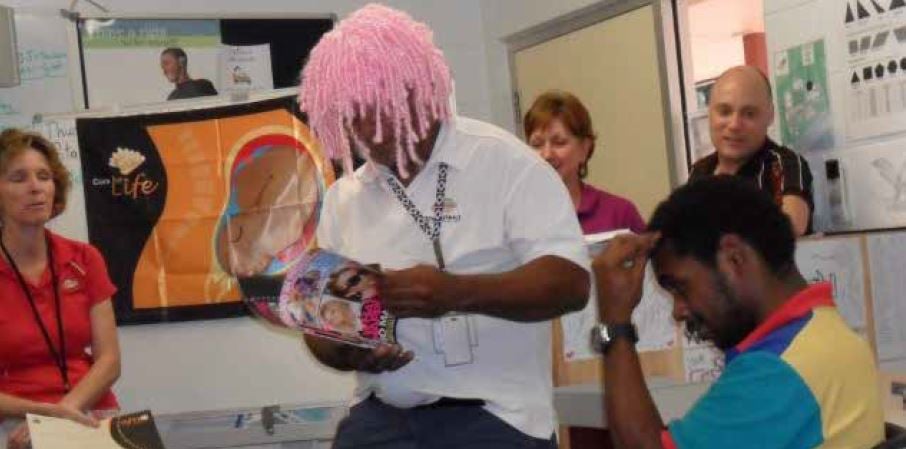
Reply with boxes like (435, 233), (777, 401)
(0, 231), (118, 409)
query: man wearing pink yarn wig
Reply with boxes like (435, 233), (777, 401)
(299, 4), (590, 448)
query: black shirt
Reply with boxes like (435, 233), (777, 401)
(167, 79), (219, 101)
(689, 138), (814, 231)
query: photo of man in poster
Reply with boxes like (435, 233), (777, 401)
(160, 47), (219, 101)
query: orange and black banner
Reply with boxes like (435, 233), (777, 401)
(77, 96), (334, 324)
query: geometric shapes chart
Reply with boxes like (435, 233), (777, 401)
(873, 31), (890, 48)
(872, 0), (886, 13)
(857, 0), (871, 18)
(862, 35), (873, 52)
(895, 26), (906, 43)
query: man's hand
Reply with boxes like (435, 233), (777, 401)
(380, 265), (458, 318)
(303, 335), (414, 373)
(342, 343), (414, 374)
(592, 233), (659, 323)
(781, 194), (811, 237)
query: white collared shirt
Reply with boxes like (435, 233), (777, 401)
(316, 116), (590, 439)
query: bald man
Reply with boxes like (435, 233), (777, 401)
(689, 66), (813, 236)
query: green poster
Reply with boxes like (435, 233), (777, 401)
(774, 39), (834, 152)
(81, 19), (221, 49)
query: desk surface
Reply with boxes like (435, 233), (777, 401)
(556, 365), (906, 430)
(554, 377), (711, 428)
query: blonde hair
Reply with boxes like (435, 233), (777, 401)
(0, 128), (71, 219)
(298, 4), (452, 178)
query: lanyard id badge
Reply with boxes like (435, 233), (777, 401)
(385, 163), (449, 269)
(386, 163), (477, 366)
(431, 313), (479, 366)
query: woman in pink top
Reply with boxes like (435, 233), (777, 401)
(524, 91), (645, 234)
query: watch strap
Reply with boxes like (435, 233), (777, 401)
(606, 323), (638, 347)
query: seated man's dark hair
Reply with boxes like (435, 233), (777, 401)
(648, 176), (796, 274)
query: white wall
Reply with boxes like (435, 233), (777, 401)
(116, 318), (355, 415)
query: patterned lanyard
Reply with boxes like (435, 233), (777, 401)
(0, 233), (70, 392)
(385, 162), (449, 270)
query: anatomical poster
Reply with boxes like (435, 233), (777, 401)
(77, 96), (334, 324)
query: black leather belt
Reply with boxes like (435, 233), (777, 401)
(369, 393), (485, 409)
(415, 397), (486, 409)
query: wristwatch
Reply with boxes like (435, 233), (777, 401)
(590, 322), (638, 354)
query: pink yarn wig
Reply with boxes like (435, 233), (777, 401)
(298, 4), (453, 178)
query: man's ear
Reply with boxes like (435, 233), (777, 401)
(715, 234), (755, 283)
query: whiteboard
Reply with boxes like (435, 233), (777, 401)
(30, 118), (89, 241)
(0, 10), (78, 129)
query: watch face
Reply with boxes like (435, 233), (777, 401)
(590, 323), (637, 354)
(590, 324), (608, 353)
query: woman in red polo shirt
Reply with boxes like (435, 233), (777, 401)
(0, 129), (120, 449)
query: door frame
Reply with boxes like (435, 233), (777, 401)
(503, 0), (689, 187)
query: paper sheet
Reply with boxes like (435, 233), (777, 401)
(682, 334), (725, 383)
(841, 0), (906, 140)
(839, 137), (906, 231)
(794, 237), (868, 334)
(28, 411), (164, 449)
(219, 44), (274, 95)
(866, 232), (906, 361)
(562, 263), (677, 362)
(774, 39), (835, 152)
